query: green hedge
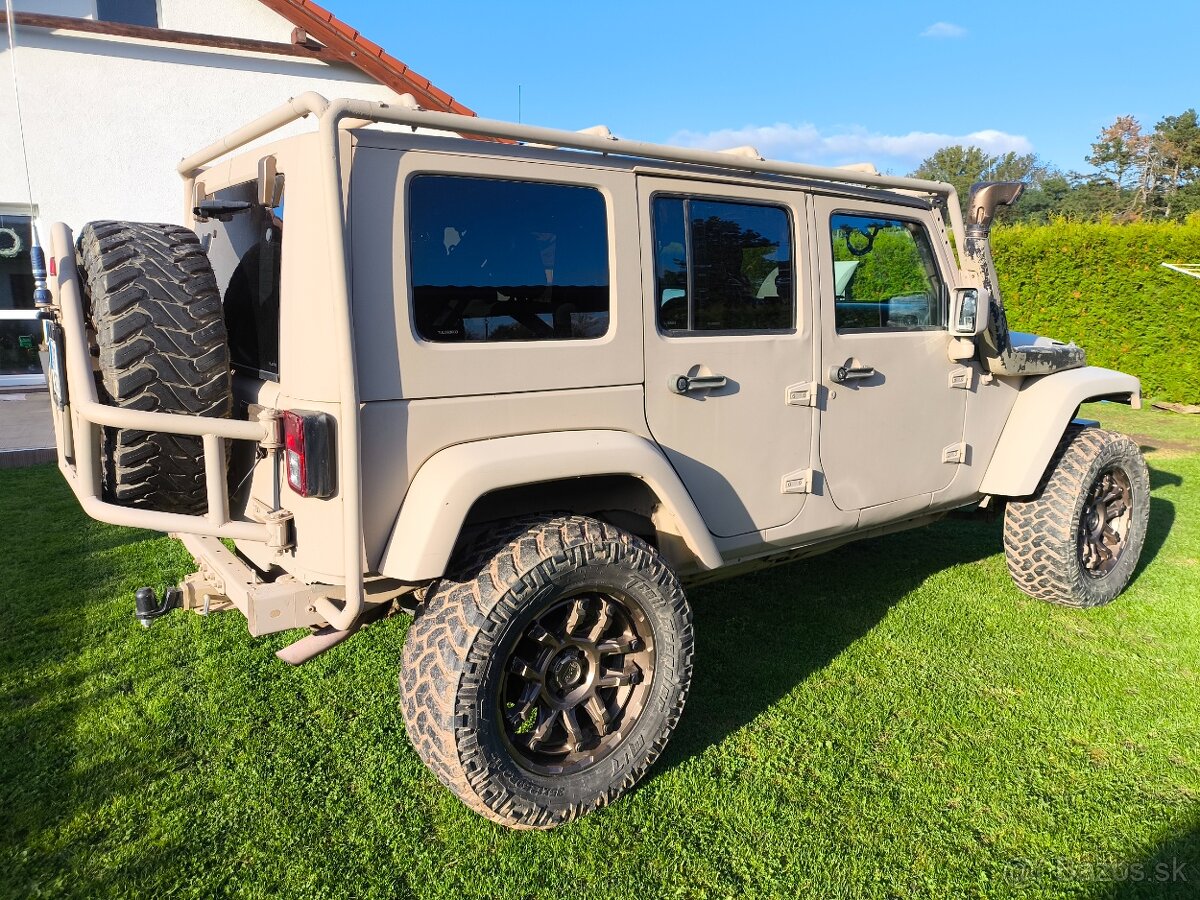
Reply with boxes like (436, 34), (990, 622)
(991, 220), (1200, 402)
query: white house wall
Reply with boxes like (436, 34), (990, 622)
(0, 25), (405, 230)
(12, 0), (298, 41)
(159, 0), (297, 43)
(11, 0), (98, 19)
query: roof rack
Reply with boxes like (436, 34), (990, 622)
(178, 93), (966, 241)
(175, 93), (971, 635)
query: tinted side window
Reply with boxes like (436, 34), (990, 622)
(409, 176), (609, 342)
(830, 213), (946, 331)
(653, 197), (793, 333)
(652, 197), (689, 331)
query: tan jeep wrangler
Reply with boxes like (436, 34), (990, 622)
(40, 93), (1150, 829)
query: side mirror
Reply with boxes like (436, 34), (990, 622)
(950, 287), (987, 337)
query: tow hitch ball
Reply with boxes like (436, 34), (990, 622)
(134, 586), (182, 628)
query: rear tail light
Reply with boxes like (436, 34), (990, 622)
(282, 410), (336, 498)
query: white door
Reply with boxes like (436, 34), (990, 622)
(813, 197), (966, 511)
(639, 178), (816, 538)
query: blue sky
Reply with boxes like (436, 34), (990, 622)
(325, 1), (1198, 176)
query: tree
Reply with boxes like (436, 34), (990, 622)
(907, 112), (1200, 224)
(912, 145), (994, 194)
(1012, 172), (1075, 223)
(1085, 115), (1152, 215)
(1149, 109), (1200, 219)
(910, 146), (1045, 219)
(989, 151), (1047, 185)
(1053, 176), (1113, 221)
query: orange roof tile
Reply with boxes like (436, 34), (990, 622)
(257, 0), (476, 116)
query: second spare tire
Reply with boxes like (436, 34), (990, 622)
(78, 221), (232, 515)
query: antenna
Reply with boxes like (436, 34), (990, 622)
(4, 0), (50, 311)
(4, 0), (36, 218)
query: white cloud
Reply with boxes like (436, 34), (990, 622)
(920, 21), (967, 38)
(669, 123), (1033, 168)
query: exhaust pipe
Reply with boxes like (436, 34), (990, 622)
(964, 181), (1085, 377)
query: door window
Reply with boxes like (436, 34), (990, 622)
(829, 213), (946, 332)
(653, 197), (793, 333)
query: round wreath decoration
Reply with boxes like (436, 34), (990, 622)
(0, 226), (23, 259)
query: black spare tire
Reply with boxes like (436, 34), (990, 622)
(78, 221), (232, 514)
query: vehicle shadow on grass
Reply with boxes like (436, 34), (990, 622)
(1126, 461), (1181, 585)
(1148, 462), (1183, 492)
(657, 514), (1004, 773)
(1132, 493), (1175, 584)
(1086, 816), (1200, 899)
(658, 468), (1179, 776)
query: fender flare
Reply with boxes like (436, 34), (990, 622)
(377, 430), (724, 581)
(978, 366), (1141, 497)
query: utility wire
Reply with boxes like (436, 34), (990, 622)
(5, 0), (50, 317)
(5, 0), (38, 217)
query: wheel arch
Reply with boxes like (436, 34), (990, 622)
(979, 366), (1141, 498)
(377, 430), (724, 581)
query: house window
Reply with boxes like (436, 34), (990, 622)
(409, 175), (610, 343)
(96, 0), (159, 28)
(0, 213), (40, 378)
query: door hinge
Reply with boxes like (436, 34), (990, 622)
(785, 381), (817, 407)
(191, 179), (208, 221)
(941, 442), (968, 465)
(948, 366), (974, 390)
(781, 468), (815, 494)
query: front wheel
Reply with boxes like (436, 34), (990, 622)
(400, 514), (694, 829)
(1003, 426), (1150, 608)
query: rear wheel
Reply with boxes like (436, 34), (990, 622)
(1003, 427), (1150, 608)
(78, 221), (231, 514)
(400, 514), (694, 829)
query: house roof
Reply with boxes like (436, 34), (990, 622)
(255, 0), (475, 116)
(0, 0), (473, 117)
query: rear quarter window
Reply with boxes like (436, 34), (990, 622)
(408, 175), (610, 342)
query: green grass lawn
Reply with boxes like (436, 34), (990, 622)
(2, 403), (1198, 899)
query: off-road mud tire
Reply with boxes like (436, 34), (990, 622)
(78, 221), (231, 514)
(1003, 426), (1149, 608)
(400, 514), (694, 829)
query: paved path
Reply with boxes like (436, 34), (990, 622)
(0, 391), (56, 467)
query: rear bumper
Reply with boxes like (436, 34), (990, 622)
(175, 533), (331, 636)
(175, 532), (409, 637)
